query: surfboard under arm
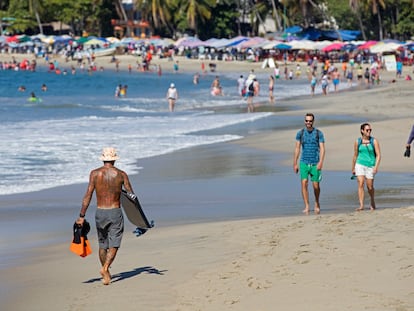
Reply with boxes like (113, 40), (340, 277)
(120, 190), (154, 236)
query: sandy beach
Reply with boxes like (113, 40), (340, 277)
(2, 52), (414, 310)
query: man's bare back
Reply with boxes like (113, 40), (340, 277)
(81, 162), (133, 214)
(93, 166), (125, 208)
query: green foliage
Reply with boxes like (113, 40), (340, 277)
(0, 0), (413, 39)
(393, 0), (414, 38)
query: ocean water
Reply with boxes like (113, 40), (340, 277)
(1, 62), (413, 273)
(0, 64), (323, 195)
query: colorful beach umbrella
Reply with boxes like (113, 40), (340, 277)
(84, 38), (107, 46)
(321, 42), (345, 52)
(369, 42), (402, 53)
(274, 43), (292, 50)
(357, 40), (377, 50)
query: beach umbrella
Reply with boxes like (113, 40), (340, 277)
(54, 35), (72, 44)
(76, 37), (90, 44)
(262, 40), (282, 50)
(341, 43), (357, 51)
(357, 40), (377, 50)
(274, 43), (292, 50)
(313, 40), (334, 51)
(84, 38), (107, 46)
(404, 42), (414, 51)
(369, 42), (402, 53)
(106, 37), (120, 44)
(41, 36), (55, 44)
(321, 42), (345, 52)
(6, 35), (19, 43)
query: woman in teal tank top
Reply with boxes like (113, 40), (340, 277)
(351, 123), (381, 211)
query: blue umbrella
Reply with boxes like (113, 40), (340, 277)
(274, 43), (292, 50)
(405, 43), (414, 51)
(341, 43), (357, 51)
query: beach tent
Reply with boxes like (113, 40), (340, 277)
(238, 37), (266, 48)
(225, 36), (249, 47)
(174, 36), (204, 48)
(289, 40), (317, 50)
(284, 26), (303, 34)
(208, 38), (229, 48)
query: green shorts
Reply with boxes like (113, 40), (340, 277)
(300, 162), (322, 182)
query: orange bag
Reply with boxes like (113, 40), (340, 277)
(70, 221), (92, 257)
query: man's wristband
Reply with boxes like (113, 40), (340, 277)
(79, 213), (85, 218)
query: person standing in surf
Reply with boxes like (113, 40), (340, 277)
(77, 147), (134, 285)
(293, 113), (325, 214)
(166, 83), (178, 112)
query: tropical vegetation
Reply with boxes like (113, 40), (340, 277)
(0, 0), (413, 41)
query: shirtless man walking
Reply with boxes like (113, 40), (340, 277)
(77, 147), (134, 285)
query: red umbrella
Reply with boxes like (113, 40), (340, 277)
(357, 40), (378, 50)
(321, 42), (345, 52)
(6, 35), (19, 43)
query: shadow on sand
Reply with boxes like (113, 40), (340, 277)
(83, 266), (166, 284)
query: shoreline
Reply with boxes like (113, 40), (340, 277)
(3, 207), (414, 310)
(2, 53), (414, 310)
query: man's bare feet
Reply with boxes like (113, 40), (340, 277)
(370, 205), (376, 211)
(314, 203), (320, 214)
(100, 268), (111, 285)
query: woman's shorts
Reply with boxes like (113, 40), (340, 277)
(95, 208), (124, 249)
(355, 163), (374, 179)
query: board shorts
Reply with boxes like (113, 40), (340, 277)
(354, 163), (375, 179)
(95, 208), (124, 249)
(300, 162), (322, 182)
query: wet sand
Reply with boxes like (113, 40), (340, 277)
(2, 53), (414, 311)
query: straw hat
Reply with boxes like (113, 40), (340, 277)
(100, 147), (119, 161)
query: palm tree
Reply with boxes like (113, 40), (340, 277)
(113, 0), (129, 35)
(299, 0), (311, 28)
(349, 0), (367, 40)
(28, 0), (43, 34)
(269, 0), (283, 32)
(136, 0), (171, 30)
(367, 0), (386, 40)
(177, 0), (216, 35)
